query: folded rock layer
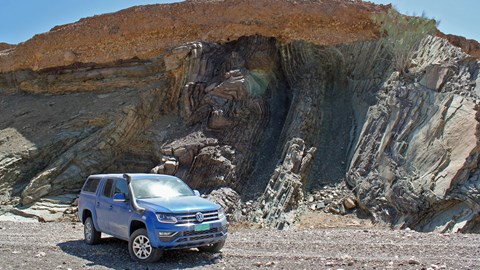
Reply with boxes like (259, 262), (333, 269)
(1, 0), (480, 232)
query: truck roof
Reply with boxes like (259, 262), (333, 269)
(87, 173), (180, 180)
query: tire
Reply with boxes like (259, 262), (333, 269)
(128, 228), (163, 263)
(198, 239), (226, 253)
(84, 217), (101, 245)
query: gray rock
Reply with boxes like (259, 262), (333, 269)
(259, 138), (316, 228)
(347, 37), (480, 231)
(316, 202), (325, 209)
(408, 258), (420, 265)
(206, 187), (241, 217)
(420, 65), (451, 91)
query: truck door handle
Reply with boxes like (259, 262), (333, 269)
(96, 202), (100, 207)
(109, 205), (113, 209)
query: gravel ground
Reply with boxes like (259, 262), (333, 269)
(0, 221), (479, 270)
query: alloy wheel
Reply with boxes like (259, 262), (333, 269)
(132, 235), (152, 259)
(85, 221), (92, 241)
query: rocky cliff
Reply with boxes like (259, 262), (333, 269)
(0, 43), (13, 51)
(438, 31), (480, 59)
(1, 0), (480, 233)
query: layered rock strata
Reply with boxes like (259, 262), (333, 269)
(347, 37), (480, 232)
(1, 1), (480, 232)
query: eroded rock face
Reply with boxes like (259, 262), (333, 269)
(1, 1), (480, 232)
(347, 37), (480, 232)
(259, 138), (316, 229)
(438, 32), (480, 59)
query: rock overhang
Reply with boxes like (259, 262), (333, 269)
(0, 0), (387, 73)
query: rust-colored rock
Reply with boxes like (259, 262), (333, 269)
(0, 43), (14, 51)
(438, 31), (480, 58)
(0, 0), (387, 72)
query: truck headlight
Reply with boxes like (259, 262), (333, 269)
(156, 213), (178, 224)
(218, 207), (226, 220)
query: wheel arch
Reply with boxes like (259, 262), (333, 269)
(129, 220), (147, 236)
(81, 209), (93, 224)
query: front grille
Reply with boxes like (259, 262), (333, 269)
(183, 227), (219, 236)
(177, 228), (223, 243)
(177, 234), (222, 242)
(175, 210), (219, 224)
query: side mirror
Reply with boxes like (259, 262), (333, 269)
(194, 190), (200, 197)
(113, 193), (127, 202)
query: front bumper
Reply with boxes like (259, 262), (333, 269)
(151, 220), (228, 250)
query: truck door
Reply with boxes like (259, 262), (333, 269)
(109, 178), (131, 239)
(95, 178), (115, 233)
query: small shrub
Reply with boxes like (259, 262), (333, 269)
(373, 9), (437, 74)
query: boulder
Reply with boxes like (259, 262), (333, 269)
(206, 187), (241, 216)
(343, 197), (356, 209)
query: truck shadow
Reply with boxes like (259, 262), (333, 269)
(58, 236), (222, 269)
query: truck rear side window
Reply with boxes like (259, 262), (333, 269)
(102, 179), (114, 198)
(83, 178), (101, 193)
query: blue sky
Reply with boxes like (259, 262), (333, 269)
(370, 0), (478, 41)
(0, 0), (182, 44)
(0, 0), (477, 44)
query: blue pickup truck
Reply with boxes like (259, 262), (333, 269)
(77, 173), (228, 262)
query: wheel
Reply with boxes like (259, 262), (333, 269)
(128, 229), (163, 263)
(84, 217), (101, 245)
(198, 239), (225, 252)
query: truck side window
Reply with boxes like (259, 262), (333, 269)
(114, 179), (129, 199)
(83, 178), (100, 193)
(102, 179), (114, 198)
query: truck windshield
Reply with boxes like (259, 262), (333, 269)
(131, 177), (194, 199)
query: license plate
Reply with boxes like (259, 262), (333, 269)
(194, 224), (210, 231)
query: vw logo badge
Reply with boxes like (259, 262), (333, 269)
(195, 212), (204, 222)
